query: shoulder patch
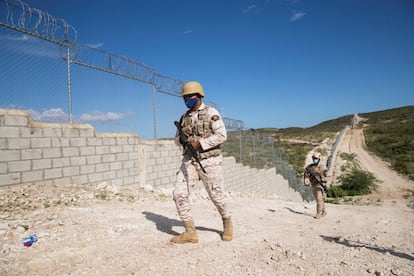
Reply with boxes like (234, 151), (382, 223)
(211, 115), (220, 121)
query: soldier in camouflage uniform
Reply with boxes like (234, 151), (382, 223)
(171, 81), (232, 244)
(303, 152), (328, 219)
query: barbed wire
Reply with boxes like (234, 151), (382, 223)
(69, 43), (156, 85)
(223, 117), (244, 130)
(152, 73), (184, 96)
(1, 0), (77, 42)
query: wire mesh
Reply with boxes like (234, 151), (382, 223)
(223, 130), (314, 202)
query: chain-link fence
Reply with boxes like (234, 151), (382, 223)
(223, 129), (314, 202)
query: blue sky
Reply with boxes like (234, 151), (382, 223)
(1, 0), (413, 139)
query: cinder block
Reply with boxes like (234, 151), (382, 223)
(53, 177), (72, 185)
(52, 138), (70, 147)
(52, 158), (70, 168)
(0, 163), (6, 174)
(22, 170), (43, 182)
(62, 147), (80, 157)
(63, 128), (80, 137)
(102, 170), (116, 180)
(4, 115), (28, 126)
(103, 137), (116, 145)
(7, 138), (30, 149)
(44, 168), (63, 179)
(80, 164), (95, 175)
(86, 155), (102, 165)
(88, 172), (103, 183)
(20, 127), (43, 137)
(0, 173), (21, 185)
(32, 159), (52, 170)
(43, 127), (62, 137)
(116, 153), (128, 161)
(70, 138), (86, 147)
(116, 137), (128, 145)
(96, 146), (110, 155)
(71, 175), (88, 185)
(31, 138), (51, 148)
(95, 163), (109, 172)
(70, 156), (86, 166)
(79, 128), (95, 137)
(8, 160), (31, 172)
(87, 138), (102, 146)
(63, 166), (80, 177)
(21, 149), (42, 160)
(43, 148), (62, 158)
(0, 127), (19, 137)
(0, 150), (20, 162)
(102, 154), (116, 162)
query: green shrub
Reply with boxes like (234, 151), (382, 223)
(337, 168), (378, 196)
(326, 186), (347, 198)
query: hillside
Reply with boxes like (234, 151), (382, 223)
(223, 105), (414, 181)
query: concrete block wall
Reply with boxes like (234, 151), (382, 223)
(140, 140), (182, 189)
(0, 109), (142, 188)
(0, 109), (303, 202)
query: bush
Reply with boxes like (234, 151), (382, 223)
(326, 186), (347, 198)
(337, 168), (378, 196)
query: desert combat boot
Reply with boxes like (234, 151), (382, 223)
(170, 220), (198, 244)
(315, 210), (327, 219)
(222, 216), (233, 241)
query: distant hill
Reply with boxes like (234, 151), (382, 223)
(223, 105), (414, 180)
(361, 106), (414, 180)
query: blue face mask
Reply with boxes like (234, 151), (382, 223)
(312, 158), (319, 164)
(184, 97), (198, 109)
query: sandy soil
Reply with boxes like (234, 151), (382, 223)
(1, 124), (413, 275)
(331, 125), (413, 199)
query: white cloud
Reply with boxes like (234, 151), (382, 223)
(25, 108), (68, 123)
(183, 30), (193, 35)
(79, 111), (134, 123)
(0, 34), (31, 41)
(290, 11), (306, 21)
(84, 42), (103, 48)
(22, 108), (134, 124)
(285, 0), (300, 4)
(0, 33), (60, 58)
(242, 4), (257, 14)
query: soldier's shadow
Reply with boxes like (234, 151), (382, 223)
(321, 235), (414, 261)
(283, 207), (314, 218)
(142, 211), (222, 236)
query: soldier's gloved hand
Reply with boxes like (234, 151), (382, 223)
(178, 127), (191, 145)
(182, 126), (191, 136)
(190, 140), (201, 151)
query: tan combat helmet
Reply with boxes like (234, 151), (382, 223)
(182, 81), (205, 97)
(312, 152), (321, 159)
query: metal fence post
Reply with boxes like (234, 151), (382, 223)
(66, 44), (73, 124)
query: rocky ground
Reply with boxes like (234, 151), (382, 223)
(1, 125), (413, 275)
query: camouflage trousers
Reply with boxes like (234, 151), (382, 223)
(311, 184), (326, 214)
(173, 155), (230, 221)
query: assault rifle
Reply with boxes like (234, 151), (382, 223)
(304, 165), (328, 193)
(174, 121), (207, 174)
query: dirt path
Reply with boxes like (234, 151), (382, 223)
(334, 126), (413, 199)
(1, 124), (414, 275)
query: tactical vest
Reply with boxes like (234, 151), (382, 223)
(304, 164), (323, 186)
(180, 106), (222, 160)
